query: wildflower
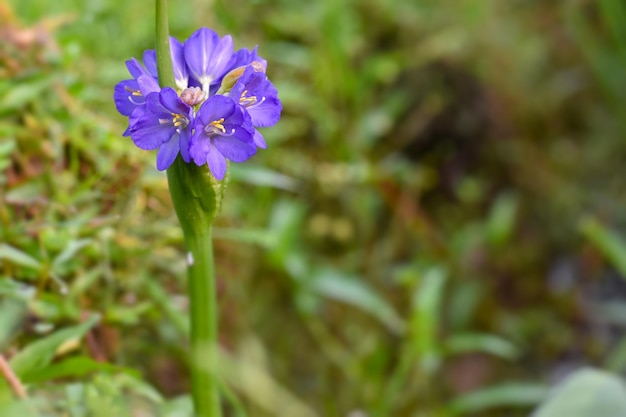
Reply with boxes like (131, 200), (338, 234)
(224, 46), (268, 81)
(113, 59), (159, 119)
(229, 66), (282, 148)
(190, 95), (256, 180)
(114, 27), (281, 179)
(128, 88), (192, 170)
(184, 28), (234, 95)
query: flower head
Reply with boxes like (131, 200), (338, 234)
(113, 27), (281, 180)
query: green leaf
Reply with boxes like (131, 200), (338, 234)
(113, 373), (163, 403)
(229, 165), (299, 191)
(0, 279), (35, 300)
(0, 299), (27, 350)
(444, 332), (519, 360)
(21, 356), (137, 384)
(10, 315), (100, 380)
(410, 267), (447, 372)
(160, 396), (193, 417)
(533, 368), (626, 417)
(450, 382), (548, 415)
(0, 401), (39, 417)
(0, 244), (41, 271)
(485, 192), (518, 247)
(309, 267), (404, 333)
(0, 75), (53, 114)
(212, 228), (277, 249)
(580, 217), (626, 278)
(105, 302), (152, 325)
(4, 181), (45, 205)
(52, 238), (93, 271)
(0, 139), (15, 157)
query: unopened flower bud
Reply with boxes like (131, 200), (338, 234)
(217, 61), (267, 95)
(180, 86), (205, 106)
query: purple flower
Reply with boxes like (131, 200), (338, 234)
(231, 67), (281, 128)
(129, 88), (192, 171)
(190, 95), (256, 180)
(230, 66), (281, 148)
(114, 27), (281, 179)
(184, 28), (234, 94)
(226, 46), (267, 73)
(113, 59), (159, 118)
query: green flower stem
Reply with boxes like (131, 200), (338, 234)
(155, 1), (224, 416)
(167, 160), (224, 417)
(155, 0), (175, 88)
(185, 229), (221, 417)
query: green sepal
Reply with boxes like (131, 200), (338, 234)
(166, 156), (228, 236)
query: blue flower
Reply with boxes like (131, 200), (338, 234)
(113, 59), (159, 119)
(128, 88), (192, 171)
(226, 46), (267, 73)
(190, 95), (256, 180)
(184, 28), (234, 95)
(114, 27), (281, 180)
(230, 66), (282, 149)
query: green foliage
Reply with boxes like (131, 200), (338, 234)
(10, 315), (99, 381)
(2, 0), (626, 416)
(533, 369), (626, 417)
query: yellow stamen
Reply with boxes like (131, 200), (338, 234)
(239, 90), (257, 106)
(125, 85), (143, 97)
(172, 114), (187, 127)
(209, 118), (226, 133)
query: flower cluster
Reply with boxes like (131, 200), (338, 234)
(114, 28), (281, 180)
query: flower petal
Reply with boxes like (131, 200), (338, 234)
(143, 41), (186, 89)
(194, 95), (236, 127)
(179, 128), (191, 163)
(156, 133), (180, 170)
(146, 92), (167, 113)
(159, 87), (190, 116)
(169, 36), (188, 89)
(231, 68), (281, 127)
(247, 96), (282, 127)
(184, 28), (219, 86)
(226, 46), (267, 74)
(126, 58), (151, 79)
(253, 130), (267, 149)
(209, 35), (234, 82)
(137, 75), (160, 97)
(206, 143), (228, 180)
(114, 79), (141, 116)
(184, 28), (233, 90)
(189, 129), (212, 166)
(142, 50), (158, 78)
(130, 116), (172, 150)
(213, 135), (256, 163)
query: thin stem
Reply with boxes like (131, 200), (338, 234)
(155, 0), (175, 89)
(166, 159), (223, 417)
(186, 231), (221, 417)
(155, 1), (222, 416)
(0, 354), (27, 399)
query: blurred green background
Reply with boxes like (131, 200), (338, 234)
(2, 0), (626, 416)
